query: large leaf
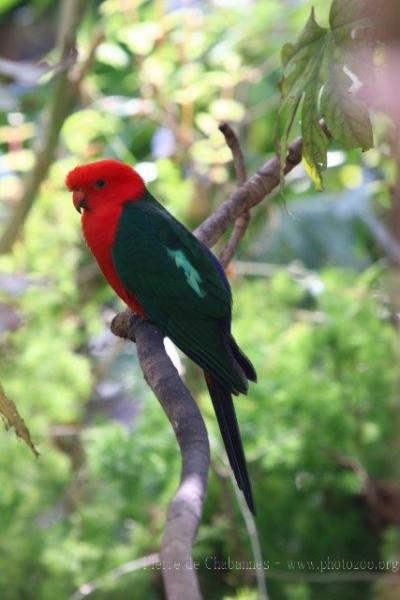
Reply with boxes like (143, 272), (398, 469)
(278, 0), (374, 189)
(329, 0), (370, 43)
(280, 9), (327, 100)
(321, 64), (373, 151)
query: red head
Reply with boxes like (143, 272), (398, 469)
(65, 160), (145, 214)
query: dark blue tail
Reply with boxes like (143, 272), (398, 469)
(205, 373), (255, 514)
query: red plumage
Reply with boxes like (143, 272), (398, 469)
(66, 160), (146, 316)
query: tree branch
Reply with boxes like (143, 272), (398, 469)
(218, 122), (250, 268)
(195, 136), (303, 247)
(111, 312), (209, 600)
(219, 122), (247, 183)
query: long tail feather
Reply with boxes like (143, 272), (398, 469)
(205, 373), (255, 514)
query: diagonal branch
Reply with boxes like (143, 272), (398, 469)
(195, 135), (303, 247)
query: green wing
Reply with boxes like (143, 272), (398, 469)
(112, 192), (245, 393)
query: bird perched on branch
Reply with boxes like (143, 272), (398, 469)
(66, 160), (257, 513)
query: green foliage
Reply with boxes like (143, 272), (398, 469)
(279, 0), (373, 189)
(0, 0), (397, 599)
(229, 271), (396, 600)
(0, 0), (20, 16)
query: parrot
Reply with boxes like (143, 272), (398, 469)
(66, 159), (257, 514)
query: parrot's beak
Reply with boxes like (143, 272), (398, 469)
(72, 190), (88, 213)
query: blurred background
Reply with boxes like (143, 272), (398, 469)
(0, 1), (399, 599)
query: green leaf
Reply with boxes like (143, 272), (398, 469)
(279, 8), (327, 100)
(329, 0), (370, 43)
(321, 65), (373, 151)
(278, 2), (374, 189)
(278, 91), (302, 186)
(278, 8), (329, 187)
(277, 8), (329, 188)
(302, 83), (328, 190)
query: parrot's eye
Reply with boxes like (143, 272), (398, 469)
(95, 179), (106, 188)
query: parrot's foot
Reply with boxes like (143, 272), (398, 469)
(127, 313), (144, 342)
(110, 309), (138, 341)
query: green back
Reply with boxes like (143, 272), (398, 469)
(112, 192), (245, 393)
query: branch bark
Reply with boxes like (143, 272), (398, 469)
(111, 312), (209, 600)
(195, 135), (303, 246)
(110, 131), (306, 599)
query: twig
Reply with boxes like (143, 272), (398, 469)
(219, 122), (247, 183)
(220, 211), (251, 268)
(218, 123), (251, 268)
(68, 553), (160, 600)
(73, 29), (105, 86)
(0, 1), (103, 254)
(233, 477), (269, 600)
(0, 52), (76, 85)
(111, 312), (209, 600)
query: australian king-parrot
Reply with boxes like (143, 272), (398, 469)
(66, 159), (257, 513)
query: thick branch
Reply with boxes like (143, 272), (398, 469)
(0, 0), (101, 254)
(111, 312), (209, 600)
